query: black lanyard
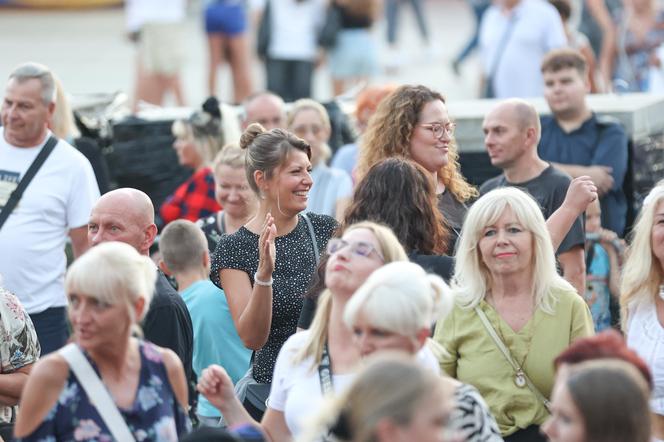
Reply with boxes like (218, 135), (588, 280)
(318, 343), (334, 395)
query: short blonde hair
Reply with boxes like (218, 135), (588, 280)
(454, 187), (574, 314)
(621, 185), (664, 329)
(65, 242), (156, 323)
(212, 143), (246, 172)
(344, 261), (453, 337)
(287, 98), (332, 164)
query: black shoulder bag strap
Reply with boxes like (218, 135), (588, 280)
(0, 135), (58, 231)
(484, 12), (518, 98)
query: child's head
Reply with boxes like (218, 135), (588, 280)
(159, 220), (209, 276)
(586, 198), (602, 234)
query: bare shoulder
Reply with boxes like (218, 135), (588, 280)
(150, 344), (188, 408)
(27, 352), (70, 390)
(14, 353), (70, 437)
(154, 345), (184, 373)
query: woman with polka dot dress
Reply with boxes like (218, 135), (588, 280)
(210, 123), (337, 404)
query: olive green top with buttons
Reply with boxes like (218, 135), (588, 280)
(433, 287), (594, 437)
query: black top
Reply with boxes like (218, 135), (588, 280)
(336, 3), (372, 29)
(197, 211), (226, 254)
(437, 190), (469, 254)
(479, 165), (585, 254)
(211, 213), (338, 383)
(143, 271), (195, 403)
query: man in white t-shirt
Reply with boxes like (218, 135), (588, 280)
(479, 0), (567, 98)
(0, 62), (100, 354)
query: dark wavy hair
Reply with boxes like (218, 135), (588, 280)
(343, 158), (449, 255)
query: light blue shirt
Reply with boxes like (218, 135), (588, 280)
(330, 142), (358, 178)
(306, 163), (353, 217)
(181, 280), (251, 418)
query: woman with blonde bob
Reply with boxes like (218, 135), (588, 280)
(199, 221), (408, 441)
(343, 261), (502, 442)
(434, 187), (593, 441)
(302, 354), (454, 442)
(15, 242), (190, 440)
(621, 183), (664, 441)
(287, 99), (353, 220)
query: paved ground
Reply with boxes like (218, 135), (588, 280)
(0, 0), (482, 107)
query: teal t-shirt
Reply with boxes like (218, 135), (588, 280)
(181, 280), (251, 418)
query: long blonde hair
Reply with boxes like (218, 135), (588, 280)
(356, 85), (478, 203)
(620, 185), (664, 330)
(292, 222), (409, 368)
(454, 187), (574, 314)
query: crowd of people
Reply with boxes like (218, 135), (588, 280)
(1, 0), (664, 439)
(124, 0), (664, 109)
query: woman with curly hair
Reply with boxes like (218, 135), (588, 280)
(356, 84), (477, 249)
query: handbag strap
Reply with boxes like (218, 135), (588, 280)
(301, 213), (320, 266)
(318, 342), (334, 395)
(487, 12), (518, 81)
(59, 343), (137, 442)
(0, 135), (58, 231)
(474, 306), (551, 411)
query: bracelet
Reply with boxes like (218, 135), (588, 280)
(254, 272), (273, 287)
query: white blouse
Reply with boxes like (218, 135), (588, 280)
(626, 299), (664, 415)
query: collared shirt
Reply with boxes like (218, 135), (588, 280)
(539, 114), (628, 235)
(479, 0), (566, 98)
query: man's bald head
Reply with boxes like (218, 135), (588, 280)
(242, 91), (286, 130)
(88, 188), (158, 255)
(490, 99), (541, 143)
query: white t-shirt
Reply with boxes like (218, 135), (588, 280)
(125, 0), (186, 32)
(268, 330), (354, 438)
(626, 299), (664, 415)
(0, 129), (100, 313)
(479, 0), (566, 98)
(254, 0), (326, 60)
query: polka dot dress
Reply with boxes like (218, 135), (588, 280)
(211, 212), (338, 383)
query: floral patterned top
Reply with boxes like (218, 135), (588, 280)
(0, 287), (40, 423)
(17, 340), (191, 441)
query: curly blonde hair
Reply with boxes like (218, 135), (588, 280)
(356, 85), (477, 202)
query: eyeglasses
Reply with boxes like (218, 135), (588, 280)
(419, 122), (456, 139)
(326, 238), (385, 261)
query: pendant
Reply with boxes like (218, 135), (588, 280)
(514, 370), (527, 388)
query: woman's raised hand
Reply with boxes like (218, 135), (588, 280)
(563, 176), (598, 215)
(256, 213), (277, 281)
(197, 365), (236, 412)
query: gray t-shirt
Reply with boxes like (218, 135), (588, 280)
(479, 165), (584, 254)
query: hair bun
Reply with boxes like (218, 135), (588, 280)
(202, 96), (221, 120)
(240, 123), (266, 150)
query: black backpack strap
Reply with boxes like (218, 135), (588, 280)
(0, 136), (58, 231)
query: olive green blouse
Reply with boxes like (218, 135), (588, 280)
(433, 287), (594, 437)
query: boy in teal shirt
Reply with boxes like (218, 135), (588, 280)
(159, 220), (251, 426)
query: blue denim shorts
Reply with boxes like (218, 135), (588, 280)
(329, 29), (378, 78)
